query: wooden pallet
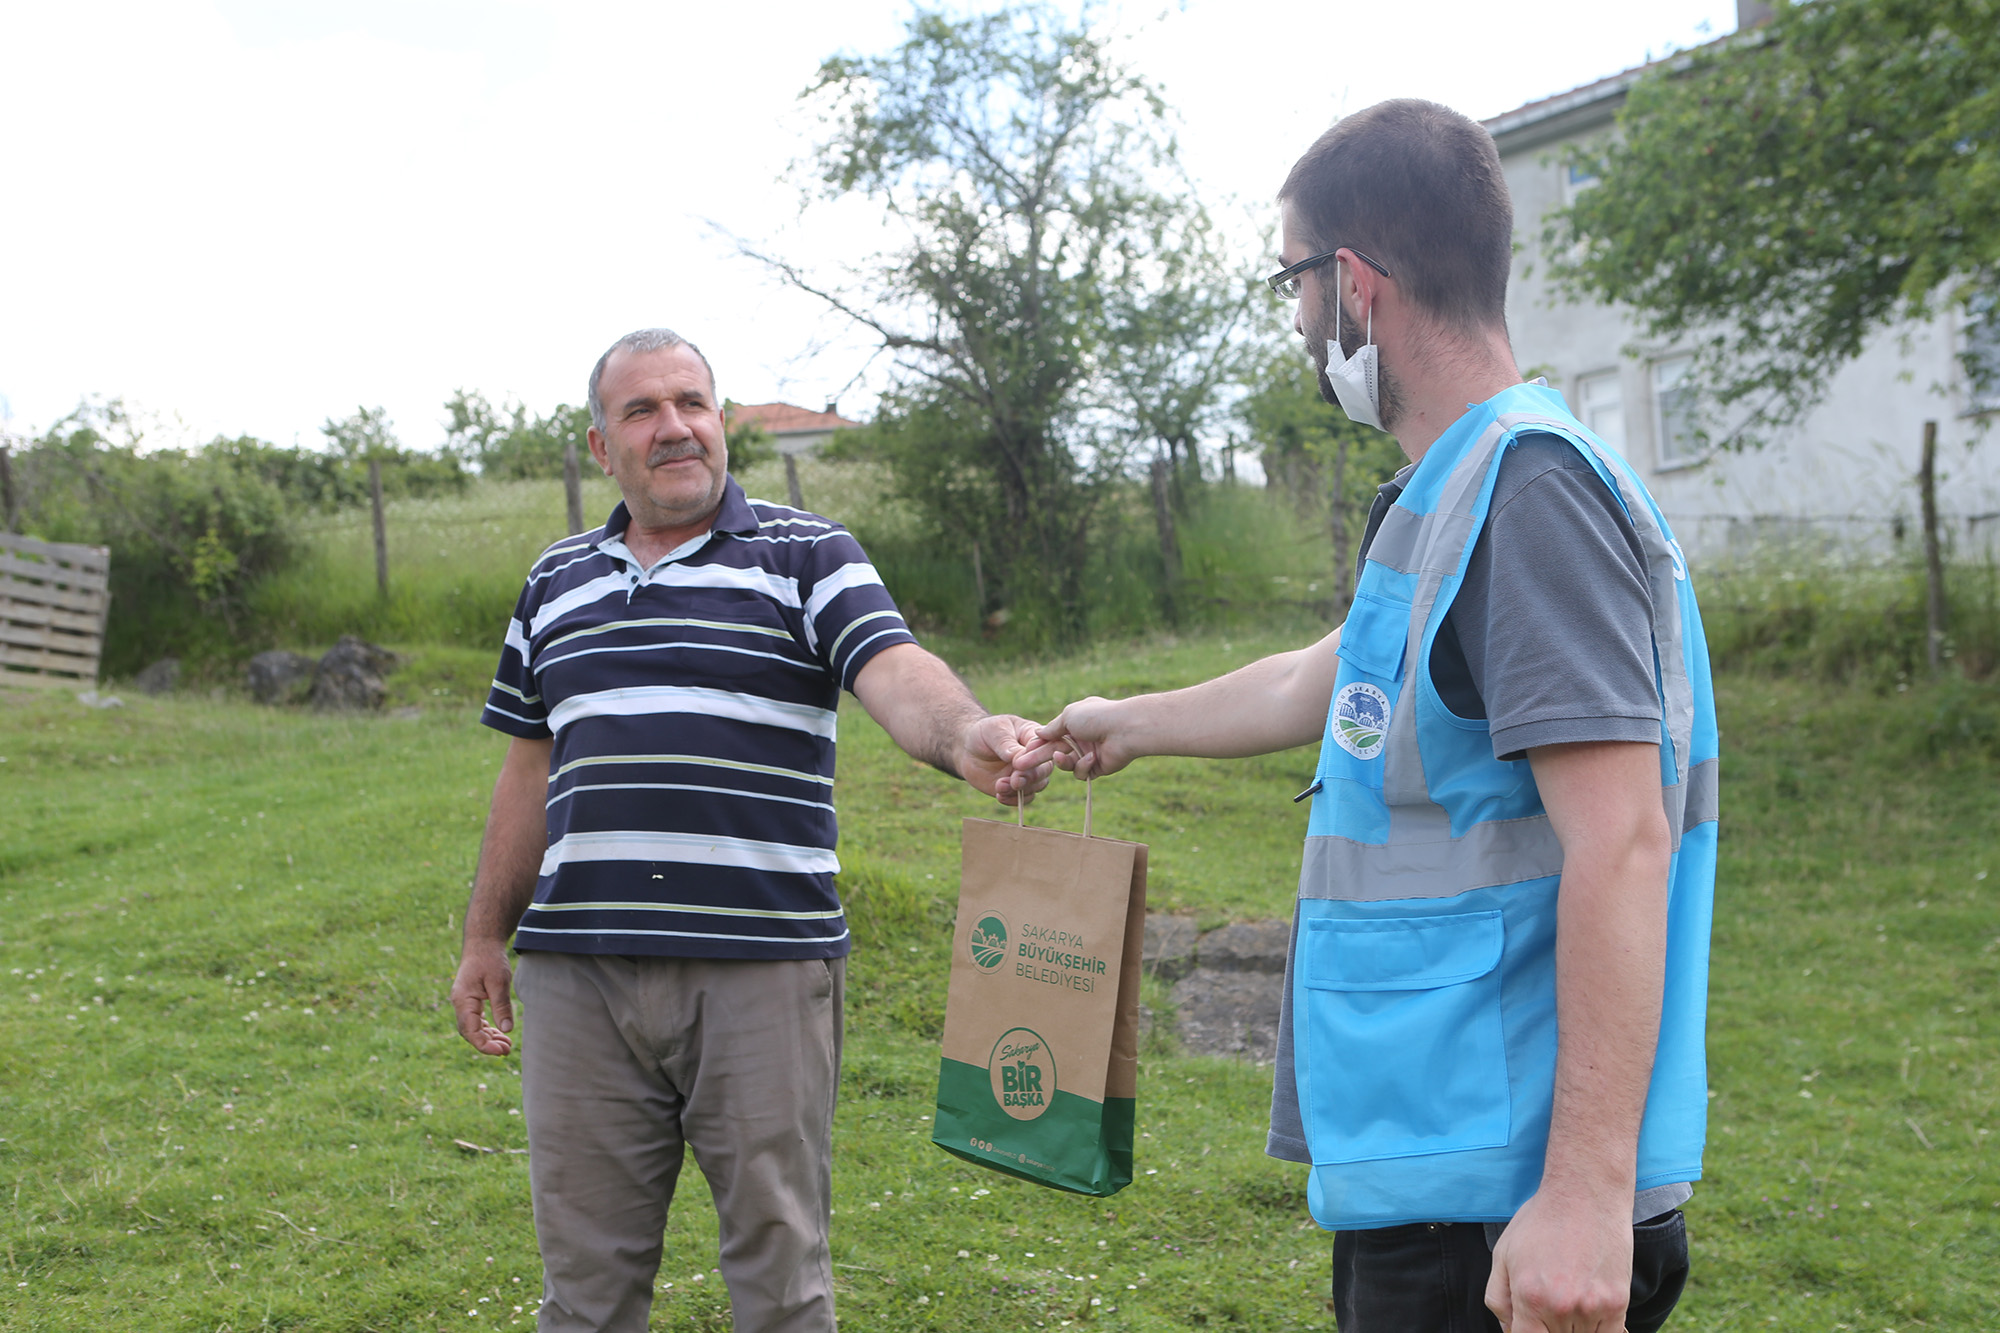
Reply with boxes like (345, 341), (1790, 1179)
(0, 532), (112, 689)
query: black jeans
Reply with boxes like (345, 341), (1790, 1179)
(1331, 1211), (1689, 1333)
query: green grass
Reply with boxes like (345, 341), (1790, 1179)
(4, 637), (1996, 1330)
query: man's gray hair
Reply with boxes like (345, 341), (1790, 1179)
(586, 328), (718, 432)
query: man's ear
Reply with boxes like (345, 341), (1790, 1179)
(1337, 248), (1383, 326)
(585, 427), (612, 476)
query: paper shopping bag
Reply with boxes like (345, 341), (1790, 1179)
(931, 809), (1147, 1196)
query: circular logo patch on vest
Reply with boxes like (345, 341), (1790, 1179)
(1331, 682), (1392, 760)
(989, 1027), (1056, 1120)
(967, 911), (1010, 972)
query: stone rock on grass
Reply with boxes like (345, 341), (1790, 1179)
(246, 650), (317, 705)
(1142, 913), (1200, 982)
(308, 636), (400, 712)
(1170, 969), (1283, 1063)
(1195, 919), (1291, 974)
(132, 658), (180, 696)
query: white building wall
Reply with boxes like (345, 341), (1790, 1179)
(1499, 125), (2000, 562)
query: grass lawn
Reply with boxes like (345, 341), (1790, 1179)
(1, 632), (1995, 1331)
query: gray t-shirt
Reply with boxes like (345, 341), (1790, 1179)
(1266, 432), (1690, 1223)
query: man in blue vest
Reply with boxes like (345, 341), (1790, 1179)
(1026, 100), (1716, 1333)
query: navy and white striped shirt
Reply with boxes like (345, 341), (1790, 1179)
(480, 479), (918, 959)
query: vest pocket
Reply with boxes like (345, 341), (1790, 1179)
(1335, 590), (1411, 682)
(1298, 911), (1510, 1162)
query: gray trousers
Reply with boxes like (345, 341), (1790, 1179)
(514, 951), (845, 1333)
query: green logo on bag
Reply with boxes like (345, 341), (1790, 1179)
(989, 1026), (1056, 1120)
(969, 912), (1010, 971)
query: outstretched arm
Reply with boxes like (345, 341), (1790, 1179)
(1486, 739), (1672, 1333)
(851, 642), (1050, 805)
(449, 735), (552, 1056)
(1026, 625), (1343, 780)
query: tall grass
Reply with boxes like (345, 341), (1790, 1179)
(244, 478), (622, 653)
(231, 464), (1343, 667)
(1699, 551), (2000, 684)
(229, 458), (1999, 692)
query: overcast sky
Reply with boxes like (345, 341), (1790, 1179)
(0, 0), (1743, 452)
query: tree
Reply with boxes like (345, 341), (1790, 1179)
(444, 390), (592, 482)
(1237, 347), (1402, 615)
(1101, 211), (1263, 618)
(1544, 0), (2000, 448)
(763, 5), (1217, 639)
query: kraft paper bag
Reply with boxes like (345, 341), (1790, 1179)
(931, 803), (1147, 1196)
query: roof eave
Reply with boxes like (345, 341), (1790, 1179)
(1485, 75), (1634, 156)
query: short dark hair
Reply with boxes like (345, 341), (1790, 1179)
(1279, 99), (1513, 334)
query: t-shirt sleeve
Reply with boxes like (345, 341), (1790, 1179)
(797, 527), (919, 691)
(480, 576), (552, 740)
(1447, 434), (1662, 762)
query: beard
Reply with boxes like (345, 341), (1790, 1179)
(1312, 296), (1403, 431)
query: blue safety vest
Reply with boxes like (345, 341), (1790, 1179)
(1292, 382), (1718, 1229)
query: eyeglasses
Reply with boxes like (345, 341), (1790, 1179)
(1265, 247), (1392, 300)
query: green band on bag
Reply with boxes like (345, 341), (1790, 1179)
(932, 1057), (1135, 1197)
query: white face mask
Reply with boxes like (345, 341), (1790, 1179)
(1323, 263), (1386, 431)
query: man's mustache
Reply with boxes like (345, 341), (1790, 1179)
(646, 441), (708, 467)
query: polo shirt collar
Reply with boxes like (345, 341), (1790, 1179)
(598, 475), (760, 546)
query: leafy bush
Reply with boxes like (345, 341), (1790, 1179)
(10, 402), (297, 672)
(7, 400), (473, 674)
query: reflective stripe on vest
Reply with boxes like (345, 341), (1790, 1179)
(1293, 383), (1718, 1230)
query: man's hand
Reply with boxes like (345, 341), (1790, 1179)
(451, 945), (516, 1056)
(1027, 697), (1136, 781)
(852, 644), (1053, 805)
(958, 712), (1054, 805)
(1485, 1187), (1634, 1332)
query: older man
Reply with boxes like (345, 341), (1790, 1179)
(451, 327), (1047, 1333)
(1029, 101), (1716, 1333)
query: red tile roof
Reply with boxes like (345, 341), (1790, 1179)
(726, 402), (863, 436)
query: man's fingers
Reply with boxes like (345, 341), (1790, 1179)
(983, 714), (1026, 762)
(452, 992), (485, 1043)
(1012, 738), (1067, 770)
(1485, 1254), (1514, 1331)
(490, 983), (514, 1034)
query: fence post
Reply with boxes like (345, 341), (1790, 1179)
(369, 458), (388, 598)
(563, 437), (585, 535)
(1919, 420), (1946, 675)
(784, 452), (805, 510)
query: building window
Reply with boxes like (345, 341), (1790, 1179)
(1575, 369), (1626, 457)
(1965, 294), (2000, 415)
(1652, 355), (1704, 468)
(1561, 161), (1601, 207)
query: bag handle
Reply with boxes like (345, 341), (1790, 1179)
(1014, 757), (1093, 837)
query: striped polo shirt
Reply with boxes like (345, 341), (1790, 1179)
(479, 478), (917, 960)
